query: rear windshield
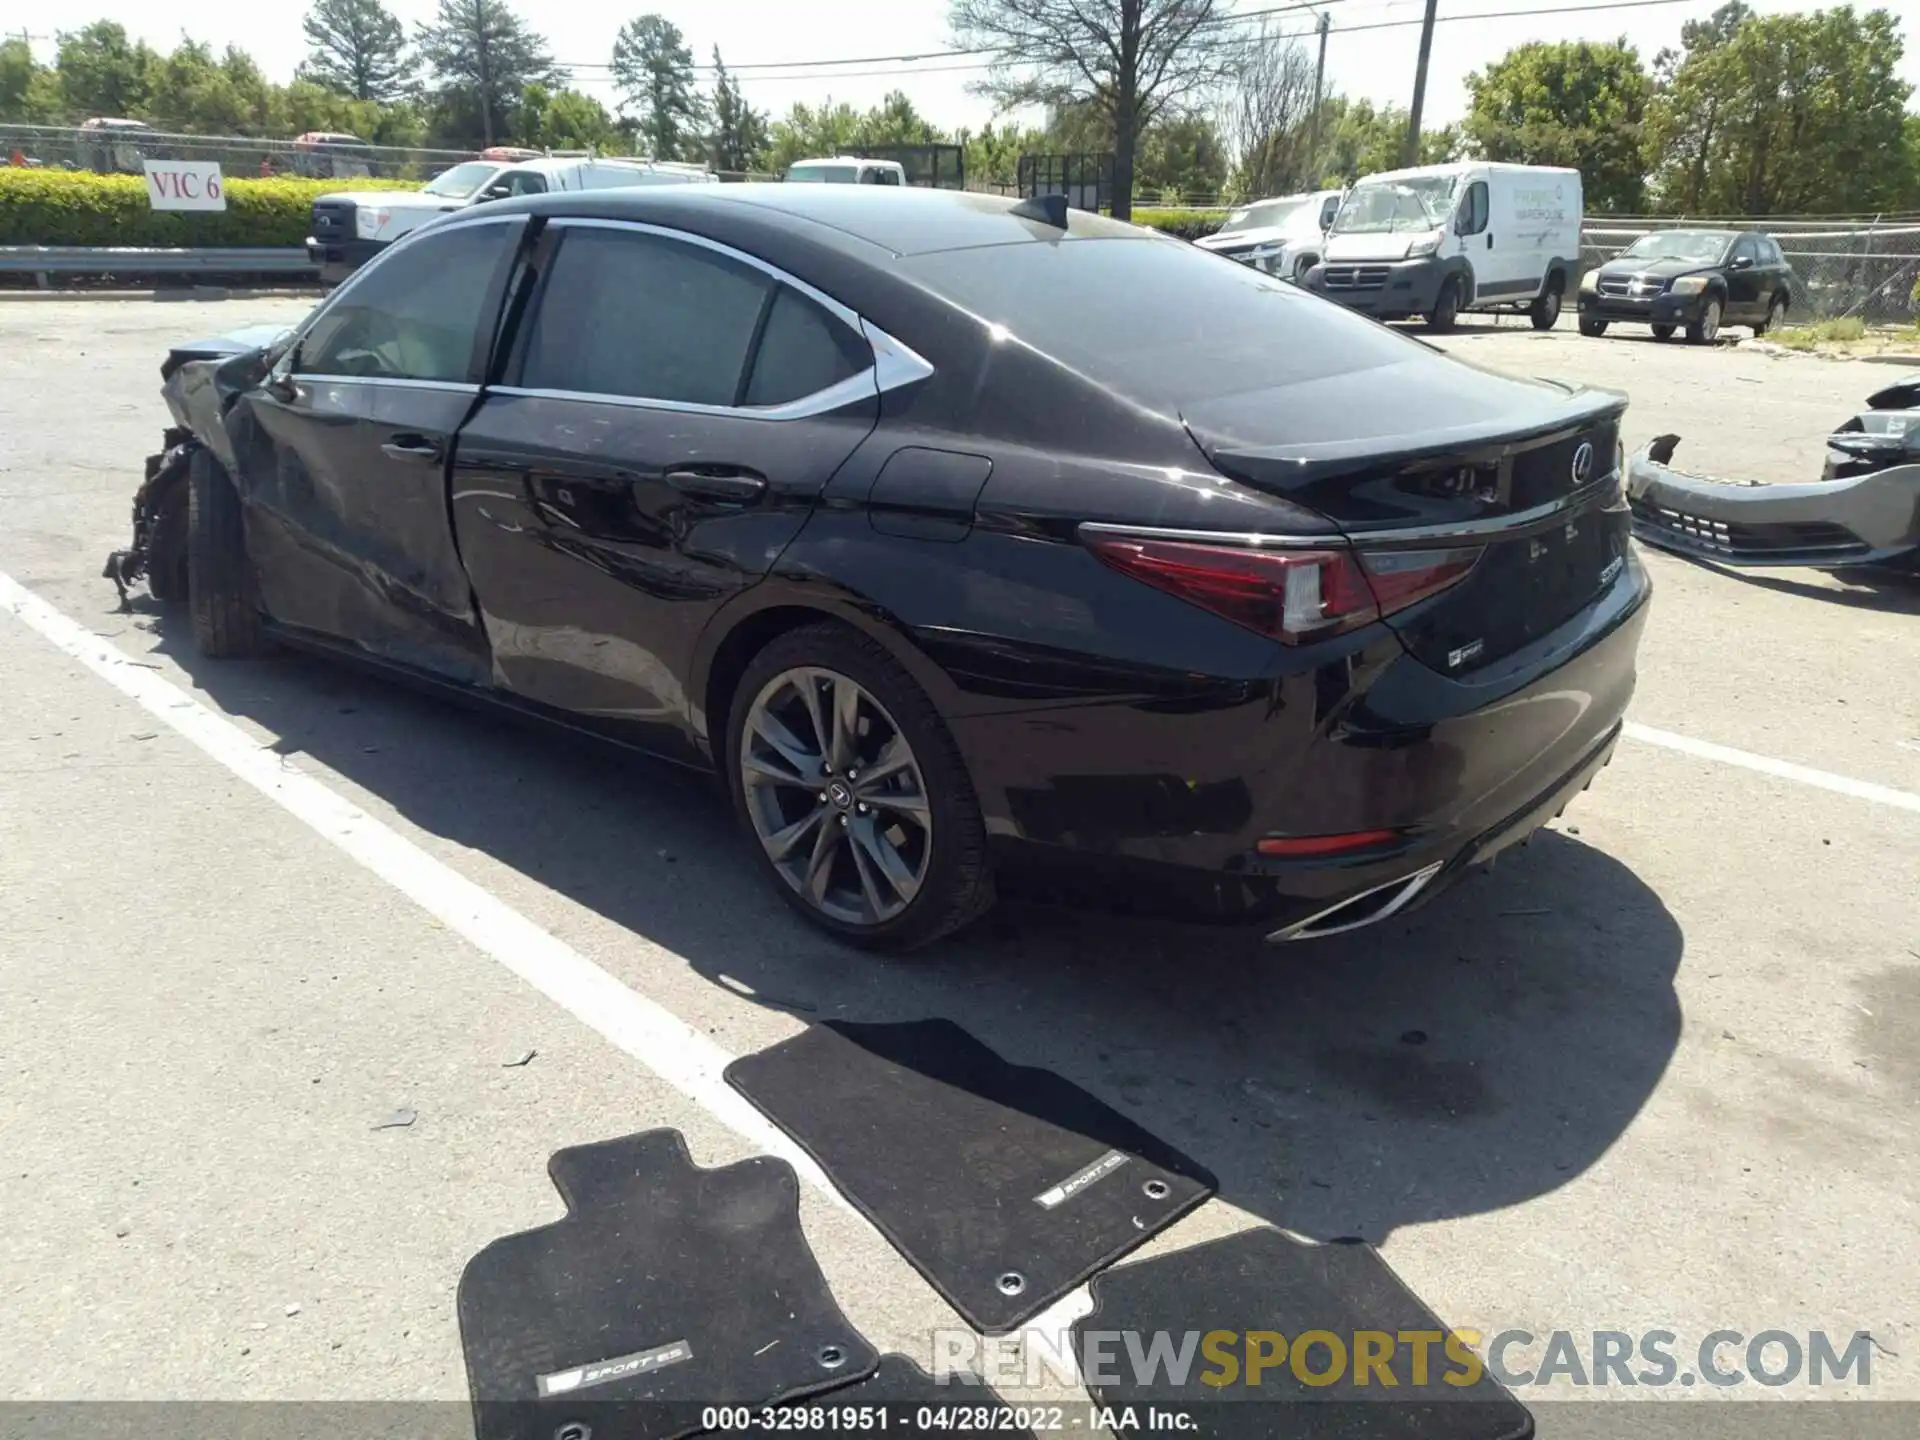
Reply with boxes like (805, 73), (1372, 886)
(904, 236), (1422, 404)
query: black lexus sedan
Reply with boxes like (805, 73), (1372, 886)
(1578, 228), (1796, 343)
(152, 184), (1650, 950)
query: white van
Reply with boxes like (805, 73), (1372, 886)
(1305, 161), (1583, 331)
(785, 156), (908, 186)
(307, 155), (719, 283)
(1194, 188), (1345, 282)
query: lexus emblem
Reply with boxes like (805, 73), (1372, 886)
(1572, 441), (1595, 486)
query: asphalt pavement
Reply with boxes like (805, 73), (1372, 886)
(0, 298), (1915, 1428)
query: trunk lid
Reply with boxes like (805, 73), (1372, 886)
(1183, 360), (1630, 674)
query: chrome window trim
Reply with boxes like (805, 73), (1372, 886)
(489, 371), (879, 423)
(290, 376), (480, 396)
(493, 215), (936, 419)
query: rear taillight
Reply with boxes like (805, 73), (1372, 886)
(1084, 535), (1480, 645)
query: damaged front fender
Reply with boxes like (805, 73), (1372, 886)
(1625, 407), (1920, 571)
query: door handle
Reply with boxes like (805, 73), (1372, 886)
(1486, 234), (1494, 248)
(663, 468), (766, 503)
(381, 434), (441, 463)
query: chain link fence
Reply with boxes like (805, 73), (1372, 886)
(1582, 216), (1920, 326)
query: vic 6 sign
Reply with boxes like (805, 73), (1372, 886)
(143, 160), (227, 212)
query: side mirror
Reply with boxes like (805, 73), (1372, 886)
(1729, 255), (1753, 271)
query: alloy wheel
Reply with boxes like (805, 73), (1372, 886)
(739, 666), (934, 928)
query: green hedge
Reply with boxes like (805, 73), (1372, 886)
(1133, 207), (1230, 241)
(0, 169), (420, 248)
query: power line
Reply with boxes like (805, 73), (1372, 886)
(558, 0), (1699, 84)
(560, 0), (1345, 73)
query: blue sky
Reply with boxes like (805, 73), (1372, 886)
(24, 0), (1920, 133)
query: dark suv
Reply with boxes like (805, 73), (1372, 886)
(1577, 229), (1795, 344)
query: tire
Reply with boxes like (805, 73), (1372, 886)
(1578, 316), (1608, 337)
(187, 448), (268, 658)
(1754, 296), (1787, 336)
(1426, 276), (1460, 332)
(1529, 283), (1562, 330)
(1292, 253), (1316, 285)
(144, 474), (190, 604)
(1687, 297), (1723, 345)
(727, 621), (994, 952)
(1651, 324), (1676, 342)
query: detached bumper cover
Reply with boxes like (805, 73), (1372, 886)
(1626, 439), (1920, 568)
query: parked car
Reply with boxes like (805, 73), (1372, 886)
(290, 132), (374, 180)
(125, 185), (1649, 951)
(1306, 161), (1583, 331)
(77, 116), (155, 175)
(1577, 228), (1795, 344)
(1194, 189), (1344, 282)
(785, 156), (908, 186)
(306, 154), (718, 283)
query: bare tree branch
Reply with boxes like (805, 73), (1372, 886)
(949, 0), (1237, 218)
(1218, 22), (1318, 199)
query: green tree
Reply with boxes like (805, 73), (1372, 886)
(855, 90), (939, 147)
(764, 99), (865, 172)
(1135, 112), (1229, 203)
(960, 120), (1047, 188)
(705, 49), (768, 173)
(55, 21), (156, 119)
(0, 38), (38, 122)
(415, 0), (559, 147)
(516, 83), (615, 150)
(301, 0), (414, 104)
(1463, 40), (1651, 213)
(611, 14), (702, 161)
(1648, 4), (1912, 215)
(949, 0), (1238, 220)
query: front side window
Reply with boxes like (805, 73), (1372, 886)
(295, 223), (509, 382)
(1732, 235), (1760, 266)
(481, 170), (549, 199)
(518, 228), (772, 406)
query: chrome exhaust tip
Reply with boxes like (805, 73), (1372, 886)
(1265, 861), (1446, 943)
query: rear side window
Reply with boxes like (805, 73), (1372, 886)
(297, 223), (509, 382)
(518, 228), (771, 405)
(1319, 196), (1339, 229)
(743, 288), (871, 406)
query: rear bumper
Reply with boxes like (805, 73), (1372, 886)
(1304, 255), (1448, 318)
(1578, 290), (1704, 326)
(959, 554), (1652, 930)
(1626, 442), (1920, 567)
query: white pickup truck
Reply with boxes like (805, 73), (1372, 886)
(306, 153), (718, 283)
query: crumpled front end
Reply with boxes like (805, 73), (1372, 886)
(103, 327), (290, 607)
(1625, 386), (1920, 570)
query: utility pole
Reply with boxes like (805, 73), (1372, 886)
(1307, 11), (1330, 185)
(1404, 0), (1439, 168)
(474, 0), (495, 147)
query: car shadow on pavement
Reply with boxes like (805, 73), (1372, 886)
(1688, 560), (1920, 614)
(152, 622), (1685, 1251)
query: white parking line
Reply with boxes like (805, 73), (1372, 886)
(0, 570), (1092, 1364)
(1623, 721), (1920, 815)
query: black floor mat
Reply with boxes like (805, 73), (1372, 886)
(1071, 1227), (1533, 1440)
(458, 1130), (879, 1440)
(723, 1019), (1216, 1334)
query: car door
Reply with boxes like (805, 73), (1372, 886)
(227, 216), (525, 683)
(1452, 177), (1494, 299)
(449, 218), (885, 757)
(1724, 234), (1763, 322)
(1757, 235), (1791, 311)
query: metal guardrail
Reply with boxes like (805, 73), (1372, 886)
(0, 246), (318, 286)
